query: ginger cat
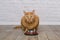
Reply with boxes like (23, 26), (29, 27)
(14, 10), (39, 33)
(21, 10), (39, 33)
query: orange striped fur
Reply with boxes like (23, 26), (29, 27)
(21, 10), (39, 33)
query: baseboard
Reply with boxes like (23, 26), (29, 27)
(0, 22), (19, 25)
(40, 22), (60, 25)
(0, 22), (60, 25)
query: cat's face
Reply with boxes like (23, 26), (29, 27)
(24, 10), (35, 23)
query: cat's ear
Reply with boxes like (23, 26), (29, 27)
(23, 11), (26, 15)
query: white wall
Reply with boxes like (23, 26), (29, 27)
(0, 0), (60, 25)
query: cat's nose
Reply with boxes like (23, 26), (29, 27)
(29, 18), (30, 19)
(29, 19), (31, 20)
(29, 18), (30, 20)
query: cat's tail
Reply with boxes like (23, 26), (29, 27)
(14, 25), (22, 29)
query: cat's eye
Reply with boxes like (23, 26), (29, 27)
(26, 15), (28, 17)
(31, 16), (32, 17)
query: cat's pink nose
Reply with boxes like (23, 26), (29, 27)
(29, 19), (31, 20)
